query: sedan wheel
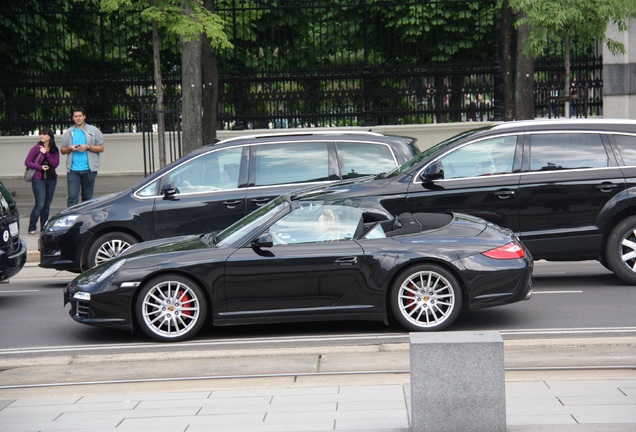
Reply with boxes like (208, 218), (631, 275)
(390, 264), (462, 331)
(606, 216), (636, 285)
(87, 232), (137, 269)
(136, 275), (207, 342)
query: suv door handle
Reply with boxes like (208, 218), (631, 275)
(596, 183), (618, 193)
(494, 189), (515, 199)
(250, 197), (271, 206)
(222, 200), (243, 208)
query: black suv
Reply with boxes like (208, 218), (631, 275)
(0, 180), (27, 281)
(40, 131), (418, 272)
(310, 119), (636, 284)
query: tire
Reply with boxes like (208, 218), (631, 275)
(605, 216), (636, 285)
(135, 274), (207, 342)
(87, 232), (137, 269)
(390, 264), (462, 331)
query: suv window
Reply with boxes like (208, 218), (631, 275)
(528, 133), (608, 171)
(612, 134), (636, 165)
(337, 142), (396, 179)
(437, 136), (517, 179)
(253, 142), (330, 186)
(167, 146), (243, 194)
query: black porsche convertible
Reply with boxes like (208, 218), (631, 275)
(64, 188), (533, 342)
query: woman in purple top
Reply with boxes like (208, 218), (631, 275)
(24, 128), (60, 234)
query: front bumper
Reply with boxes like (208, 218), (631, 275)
(0, 239), (27, 281)
(40, 226), (89, 272)
(64, 282), (134, 331)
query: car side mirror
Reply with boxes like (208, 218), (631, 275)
(161, 181), (179, 200)
(252, 233), (273, 248)
(420, 161), (444, 183)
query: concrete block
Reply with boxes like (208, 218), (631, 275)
(410, 331), (505, 432)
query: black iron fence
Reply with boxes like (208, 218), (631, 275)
(0, 0), (603, 137)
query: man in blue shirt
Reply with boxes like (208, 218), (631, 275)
(61, 107), (105, 207)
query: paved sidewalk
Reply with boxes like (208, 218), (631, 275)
(1, 371), (635, 431)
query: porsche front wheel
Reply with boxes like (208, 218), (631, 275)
(390, 264), (462, 331)
(135, 275), (207, 342)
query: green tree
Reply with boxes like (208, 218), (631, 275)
(508, 0), (636, 116)
(99, 0), (232, 164)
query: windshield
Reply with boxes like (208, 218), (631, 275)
(216, 196), (290, 247)
(382, 128), (484, 178)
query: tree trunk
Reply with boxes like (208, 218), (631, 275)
(182, 35), (203, 155)
(152, 15), (166, 168)
(513, 12), (534, 120)
(202, 0), (218, 144)
(501, 1), (514, 121)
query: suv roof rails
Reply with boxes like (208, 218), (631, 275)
(217, 130), (384, 144)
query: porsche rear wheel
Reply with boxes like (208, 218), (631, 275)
(390, 264), (462, 331)
(135, 274), (207, 342)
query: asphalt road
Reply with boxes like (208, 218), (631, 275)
(1, 260), (635, 351)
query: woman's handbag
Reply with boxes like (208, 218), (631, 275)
(24, 153), (43, 182)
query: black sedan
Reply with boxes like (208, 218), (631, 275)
(64, 190), (533, 342)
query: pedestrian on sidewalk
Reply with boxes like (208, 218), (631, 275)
(24, 127), (60, 234)
(61, 106), (104, 207)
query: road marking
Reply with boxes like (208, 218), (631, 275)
(0, 290), (39, 293)
(502, 327), (636, 335)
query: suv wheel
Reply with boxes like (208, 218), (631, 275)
(87, 232), (137, 269)
(606, 216), (636, 285)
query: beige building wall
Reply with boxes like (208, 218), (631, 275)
(603, 19), (636, 119)
(0, 122), (490, 178)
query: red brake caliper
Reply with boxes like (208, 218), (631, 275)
(405, 282), (418, 312)
(178, 290), (193, 316)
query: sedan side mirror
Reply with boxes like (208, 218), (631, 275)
(420, 161), (444, 183)
(161, 181), (179, 200)
(252, 233), (273, 248)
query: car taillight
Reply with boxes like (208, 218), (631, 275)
(481, 241), (525, 260)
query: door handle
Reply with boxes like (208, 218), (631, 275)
(494, 189), (515, 199)
(335, 257), (358, 266)
(250, 197), (271, 206)
(222, 200), (243, 209)
(596, 183), (618, 193)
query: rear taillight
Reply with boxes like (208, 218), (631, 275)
(481, 241), (525, 260)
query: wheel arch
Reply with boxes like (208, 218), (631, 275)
(80, 226), (145, 271)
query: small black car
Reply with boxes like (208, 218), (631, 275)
(64, 191), (533, 342)
(313, 119), (636, 284)
(41, 131), (418, 273)
(0, 180), (27, 282)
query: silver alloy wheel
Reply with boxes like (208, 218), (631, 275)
(397, 270), (456, 328)
(619, 228), (636, 271)
(94, 239), (132, 265)
(140, 279), (202, 339)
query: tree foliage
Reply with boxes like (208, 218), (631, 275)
(508, 0), (636, 57)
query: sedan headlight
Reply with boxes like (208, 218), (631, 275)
(46, 215), (79, 232)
